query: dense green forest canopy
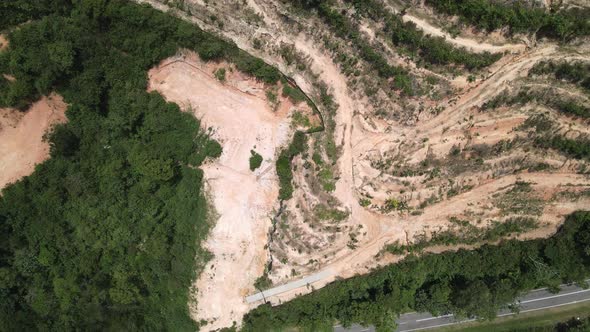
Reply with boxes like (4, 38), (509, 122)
(0, 0), (73, 31)
(0, 0), (282, 330)
(243, 211), (590, 331)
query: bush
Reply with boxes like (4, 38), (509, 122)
(214, 67), (226, 82)
(249, 150), (263, 171)
(276, 131), (307, 200)
(282, 83), (307, 103)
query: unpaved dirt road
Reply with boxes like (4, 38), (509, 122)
(0, 94), (67, 190)
(402, 14), (527, 54)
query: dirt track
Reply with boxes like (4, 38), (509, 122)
(402, 14), (527, 54)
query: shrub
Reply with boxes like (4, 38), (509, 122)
(276, 131), (307, 200)
(249, 150), (263, 171)
(214, 67), (226, 82)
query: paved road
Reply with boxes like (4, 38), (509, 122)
(245, 269), (333, 303)
(334, 281), (590, 332)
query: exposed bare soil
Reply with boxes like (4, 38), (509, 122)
(0, 34), (8, 51)
(0, 94), (67, 190)
(148, 50), (316, 330)
(136, 0), (590, 329)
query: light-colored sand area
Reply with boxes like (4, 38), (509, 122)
(0, 94), (67, 190)
(148, 50), (303, 330)
(0, 34), (8, 51)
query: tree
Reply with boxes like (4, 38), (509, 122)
(249, 150), (263, 171)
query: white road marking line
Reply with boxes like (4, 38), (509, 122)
(400, 319), (476, 332)
(415, 314), (453, 322)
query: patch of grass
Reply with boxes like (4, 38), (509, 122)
(276, 131), (307, 200)
(494, 181), (544, 216)
(249, 149), (263, 171)
(426, 75), (439, 85)
(292, 111), (311, 128)
(312, 152), (324, 166)
(520, 114), (554, 133)
(359, 198), (371, 207)
(387, 216), (539, 255)
(529, 60), (590, 92)
(536, 136), (590, 160)
(483, 88), (589, 119)
(383, 197), (408, 212)
(265, 89), (278, 104)
(314, 204), (348, 222)
(214, 67), (226, 82)
(317, 167), (336, 192)
(282, 84), (307, 104)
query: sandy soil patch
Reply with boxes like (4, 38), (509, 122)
(148, 51), (300, 330)
(0, 94), (67, 190)
(0, 34), (8, 51)
(0, 107), (25, 131)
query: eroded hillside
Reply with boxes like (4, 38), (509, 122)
(137, 0), (590, 329)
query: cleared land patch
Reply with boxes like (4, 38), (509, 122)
(0, 94), (66, 190)
(132, 0), (590, 328)
(0, 34), (7, 51)
(148, 50), (315, 330)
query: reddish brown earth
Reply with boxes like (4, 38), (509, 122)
(0, 94), (67, 190)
